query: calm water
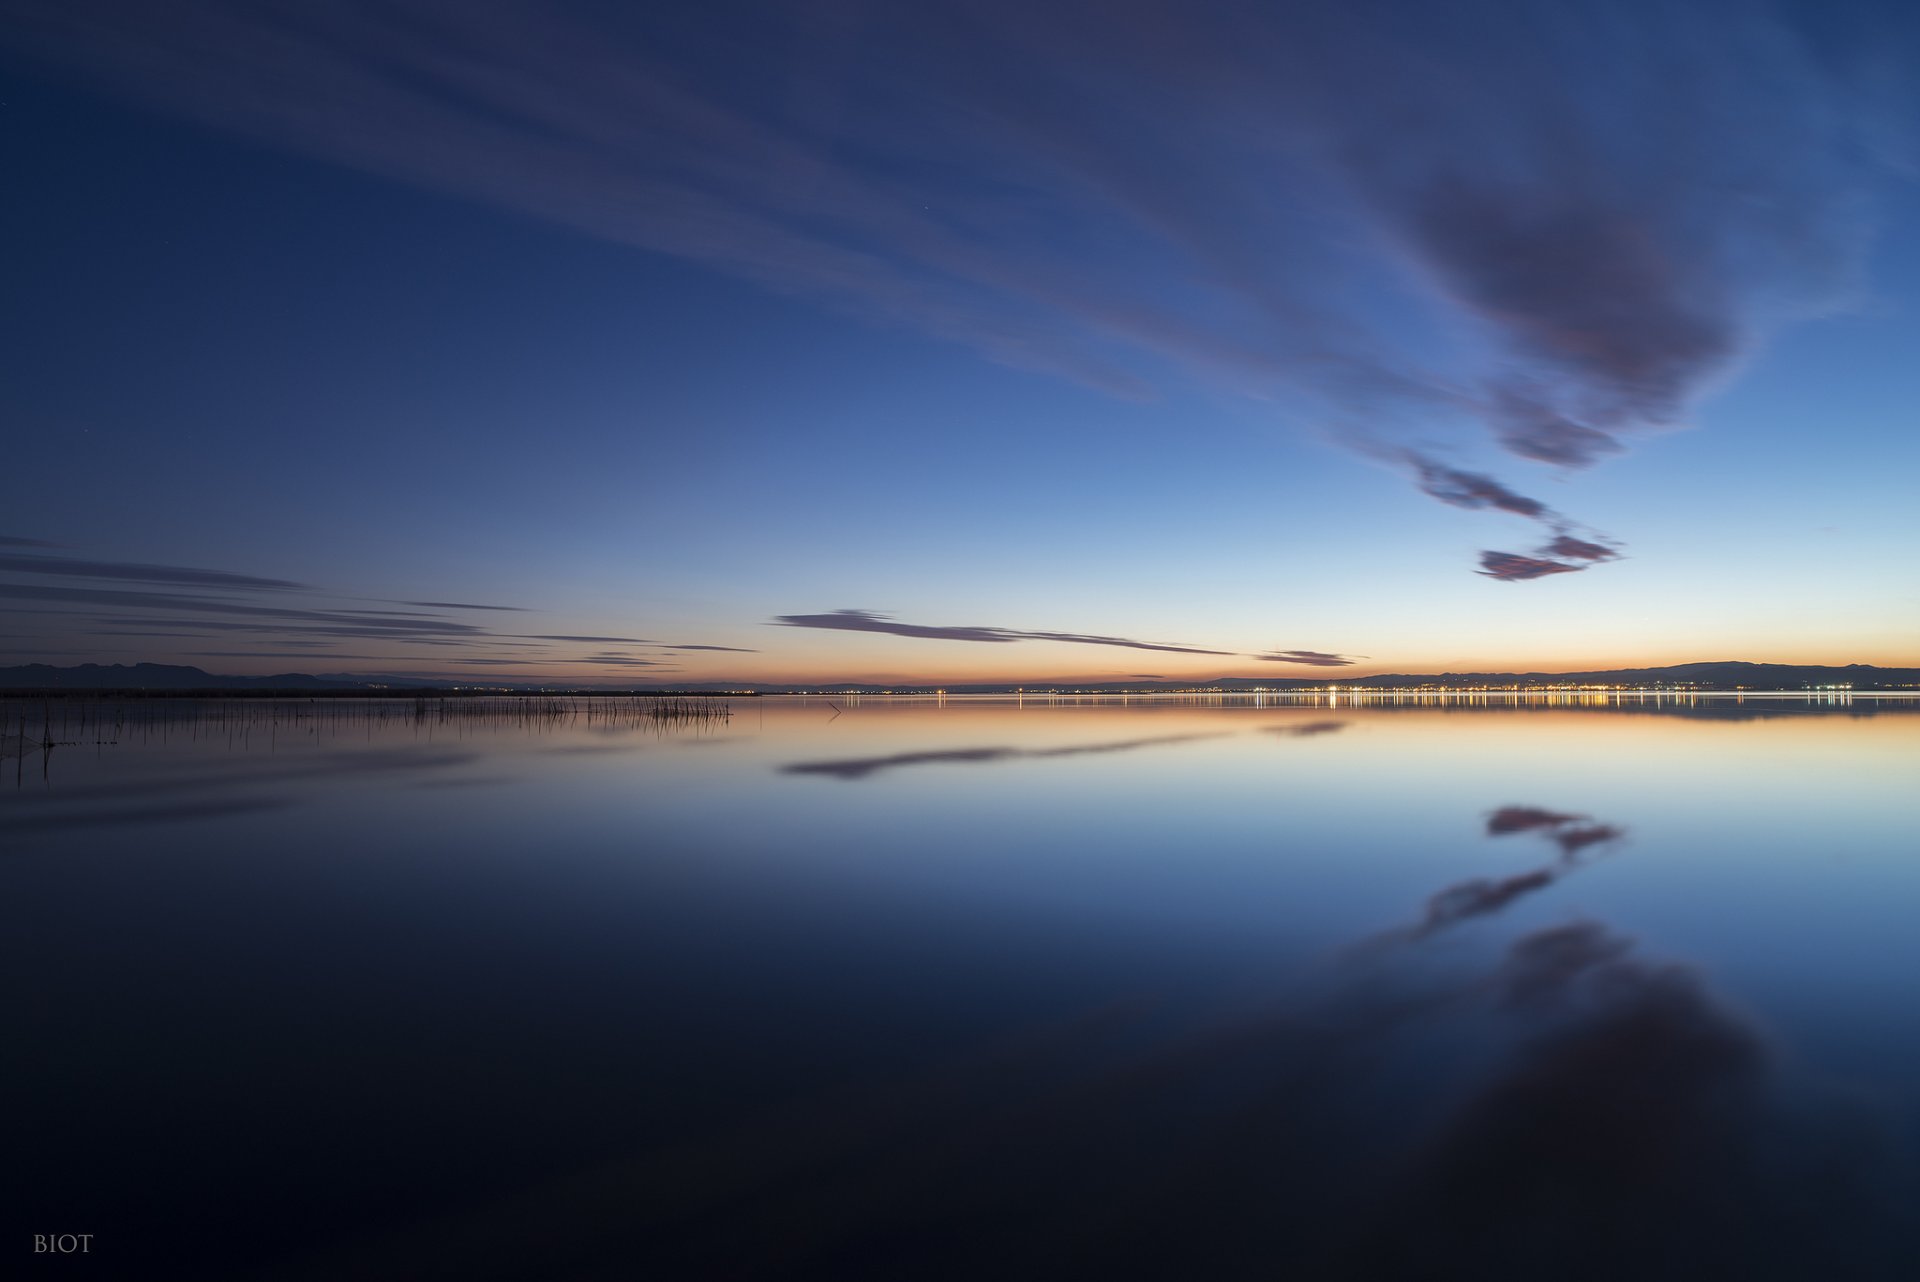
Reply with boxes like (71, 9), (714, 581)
(7, 694), (1920, 1280)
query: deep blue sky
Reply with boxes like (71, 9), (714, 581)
(2, 0), (1917, 684)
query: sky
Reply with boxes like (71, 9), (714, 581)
(2, 0), (1918, 687)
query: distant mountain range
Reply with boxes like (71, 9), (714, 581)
(0, 663), (431, 691)
(2, 660), (1913, 693)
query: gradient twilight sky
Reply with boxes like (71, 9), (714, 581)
(2, 0), (1918, 686)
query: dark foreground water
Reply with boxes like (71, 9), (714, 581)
(6, 693), (1920, 1280)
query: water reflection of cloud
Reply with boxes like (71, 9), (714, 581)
(1365, 807), (1627, 950)
(5, 749), (483, 804)
(1262, 720), (1349, 738)
(278, 808), (1917, 1280)
(0, 797), (294, 836)
(1486, 804), (1584, 835)
(782, 733), (1225, 780)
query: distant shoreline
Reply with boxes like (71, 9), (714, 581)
(3, 687), (1916, 701)
(0, 687), (762, 700)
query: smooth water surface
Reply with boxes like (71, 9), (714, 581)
(7, 694), (1920, 1279)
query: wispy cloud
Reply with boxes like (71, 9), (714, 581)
(401, 599), (531, 612)
(0, 541), (740, 676)
(773, 609), (1239, 656)
(1403, 452), (1628, 580)
(0, 551), (305, 590)
(0, 583), (495, 634)
(1476, 552), (1588, 582)
(5, 1), (1894, 576)
(185, 650), (397, 661)
(1474, 529), (1621, 581)
(1540, 534), (1619, 563)
(1410, 456), (1553, 521)
(1256, 650), (1360, 667)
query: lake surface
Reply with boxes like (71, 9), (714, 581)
(7, 693), (1920, 1280)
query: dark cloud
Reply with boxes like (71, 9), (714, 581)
(776, 611), (1014, 644)
(0, 536), (59, 548)
(1016, 630), (1237, 656)
(401, 600), (530, 611)
(1477, 529), (1622, 580)
(655, 644), (759, 652)
(0, 551), (306, 590)
(774, 609), (1237, 656)
(1540, 533), (1619, 562)
(1403, 452), (1632, 579)
(1476, 551), (1587, 581)
(522, 634), (658, 644)
(1408, 184), (1737, 434)
(1490, 389), (1627, 468)
(1409, 456), (1552, 520)
(1257, 650), (1360, 667)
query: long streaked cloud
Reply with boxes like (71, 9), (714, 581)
(0, 540), (743, 676)
(0, 583), (494, 633)
(401, 599), (531, 612)
(776, 609), (1359, 665)
(580, 654), (677, 668)
(1256, 650), (1360, 667)
(4, 0), (1900, 577)
(186, 650), (399, 661)
(0, 551), (306, 591)
(774, 609), (1240, 656)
